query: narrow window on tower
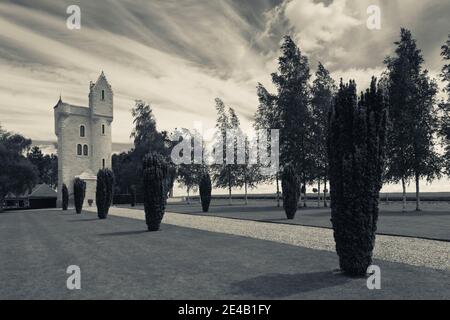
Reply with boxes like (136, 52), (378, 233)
(80, 125), (85, 137)
(83, 144), (89, 156)
(102, 124), (105, 135)
(102, 159), (105, 169)
(101, 90), (105, 101)
(77, 144), (82, 155)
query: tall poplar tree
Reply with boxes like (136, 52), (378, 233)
(311, 62), (336, 207)
(439, 35), (450, 174)
(271, 36), (312, 206)
(174, 128), (205, 204)
(211, 99), (241, 204)
(384, 28), (440, 211)
(254, 83), (281, 206)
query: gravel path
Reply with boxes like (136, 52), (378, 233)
(163, 201), (450, 241)
(90, 207), (450, 271)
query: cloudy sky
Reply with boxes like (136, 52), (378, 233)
(1, 0), (450, 192)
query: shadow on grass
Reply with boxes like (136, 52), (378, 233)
(230, 271), (351, 298)
(98, 230), (148, 236)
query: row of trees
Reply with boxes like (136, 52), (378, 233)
(27, 146), (58, 189)
(112, 29), (450, 212)
(0, 126), (38, 212)
(171, 41), (337, 206)
(384, 29), (441, 211)
(113, 98), (261, 204)
(273, 29), (443, 213)
(2, 29), (448, 214)
(254, 38), (336, 208)
(0, 126), (58, 212)
(253, 29), (450, 211)
(112, 100), (173, 196)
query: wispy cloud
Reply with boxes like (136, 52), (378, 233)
(0, 0), (449, 144)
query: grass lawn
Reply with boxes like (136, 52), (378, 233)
(0, 209), (449, 299)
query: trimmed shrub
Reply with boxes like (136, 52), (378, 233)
(142, 153), (170, 231)
(328, 79), (387, 276)
(73, 178), (86, 214)
(62, 184), (69, 210)
(199, 172), (212, 212)
(130, 185), (136, 207)
(96, 168), (115, 219)
(281, 164), (300, 219)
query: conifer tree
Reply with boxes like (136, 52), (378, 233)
(199, 171), (212, 212)
(73, 178), (86, 214)
(281, 164), (300, 219)
(328, 78), (387, 276)
(96, 168), (114, 219)
(142, 153), (170, 231)
(62, 184), (69, 210)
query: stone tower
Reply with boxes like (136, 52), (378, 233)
(54, 72), (113, 207)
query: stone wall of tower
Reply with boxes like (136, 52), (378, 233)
(54, 72), (114, 208)
(90, 117), (113, 172)
(55, 111), (93, 205)
(89, 73), (113, 173)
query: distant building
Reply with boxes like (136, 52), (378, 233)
(54, 72), (113, 207)
(3, 184), (57, 210)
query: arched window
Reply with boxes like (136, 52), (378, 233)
(77, 144), (82, 155)
(102, 159), (105, 169)
(101, 90), (105, 101)
(102, 124), (105, 135)
(80, 125), (85, 137)
(83, 144), (89, 156)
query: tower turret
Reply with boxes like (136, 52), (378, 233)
(89, 71), (113, 119)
